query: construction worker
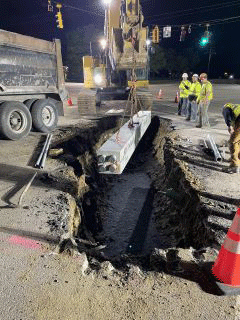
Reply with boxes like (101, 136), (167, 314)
(178, 73), (191, 116)
(196, 73), (213, 128)
(186, 74), (201, 121)
(222, 103), (240, 173)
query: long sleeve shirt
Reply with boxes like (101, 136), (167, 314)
(223, 104), (240, 127)
(223, 107), (234, 127)
(179, 80), (191, 98)
(197, 81), (213, 103)
(189, 81), (201, 99)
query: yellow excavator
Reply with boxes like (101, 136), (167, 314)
(78, 0), (152, 114)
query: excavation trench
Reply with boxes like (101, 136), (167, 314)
(49, 115), (226, 268)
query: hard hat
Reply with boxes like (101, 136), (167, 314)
(192, 74), (199, 78)
(182, 73), (188, 78)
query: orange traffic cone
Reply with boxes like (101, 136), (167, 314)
(67, 97), (73, 106)
(211, 208), (240, 293)
(175, 91), (179, 103)
(156, 89), (163, 99)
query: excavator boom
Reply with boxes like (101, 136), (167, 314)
(108, 0), (148, 71)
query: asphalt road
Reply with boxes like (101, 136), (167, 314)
(0, 81), (237, 172)
(150, 82), (240, 116)
(0, 81), (238, 168)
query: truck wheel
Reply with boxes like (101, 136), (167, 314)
(0, 101), (32, 140)
(24, 98), (37, 110)
(31, 99), (58, 133)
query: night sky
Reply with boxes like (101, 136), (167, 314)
(0, 0), (240, 77)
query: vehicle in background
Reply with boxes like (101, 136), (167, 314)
(0, 29), (67, 140)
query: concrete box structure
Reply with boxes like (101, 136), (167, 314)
(97, 111), (151, 174)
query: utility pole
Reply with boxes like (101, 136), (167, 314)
(207, 46), (216, 76)
(90, 41), (93, 57)
(207, 47), (212, 75)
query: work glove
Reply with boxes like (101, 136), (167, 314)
(184, 85), (190, 90)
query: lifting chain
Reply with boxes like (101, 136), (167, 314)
(128, 27), (140, 128)
(116, 26), (143, 143)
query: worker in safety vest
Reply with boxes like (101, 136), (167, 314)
(196, 73), (213, 128)
(178, 73), (191, 116)
(222, 103), (240, 173)
(186, 74), (201, 121)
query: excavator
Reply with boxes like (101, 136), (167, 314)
(78, 0), (153, 115)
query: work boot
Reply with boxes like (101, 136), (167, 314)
(196, 124), (202, 128)
(185, 117), (190, 121)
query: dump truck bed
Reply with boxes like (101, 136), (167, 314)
(0, 30), (62, 95)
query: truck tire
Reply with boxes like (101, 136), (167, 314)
(31, 99), (58, 133)
(24, 98), (37, 110)
(0, 101), (32, 140)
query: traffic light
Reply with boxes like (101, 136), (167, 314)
(56, 3), (63, 29)
(152, 26), (159, 44)
(199, 31), (210, 47)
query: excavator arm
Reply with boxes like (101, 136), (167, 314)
(108, 0), (148, 71)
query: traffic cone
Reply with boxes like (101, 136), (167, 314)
(67, 97), (73, 106)
(156, 89), (163, 99)
(175, 91), (179, 103)
(210, 208), (240, 294)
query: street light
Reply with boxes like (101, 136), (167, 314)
(103, 0), (111, 5)
(146, 39), (151, 46)
(100, 38), (107, 49)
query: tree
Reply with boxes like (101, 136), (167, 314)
(150, 45), (201, 79)
(66, 25), (102, 82)
(149, 45), (167, 77)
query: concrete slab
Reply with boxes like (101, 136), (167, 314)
(97, 111), (151, 174)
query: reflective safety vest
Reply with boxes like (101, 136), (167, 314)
(198, 81), (213, 102)
(189, 81), (201, 98)
(179, 80), (191, 98)
(224, 103), (240, 120)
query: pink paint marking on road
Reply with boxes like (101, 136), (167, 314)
(8, 235), (42, 250)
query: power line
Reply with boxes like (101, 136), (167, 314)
(147, 14), (240, 29)
(145, 0), (240, 20)
(52, 1), (104, 17)
(50, 1), (240, 31)
(63, 4), (104, 17)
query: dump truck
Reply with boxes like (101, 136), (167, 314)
(0, 29), (67, 140)
(78, 0), (152, 115)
